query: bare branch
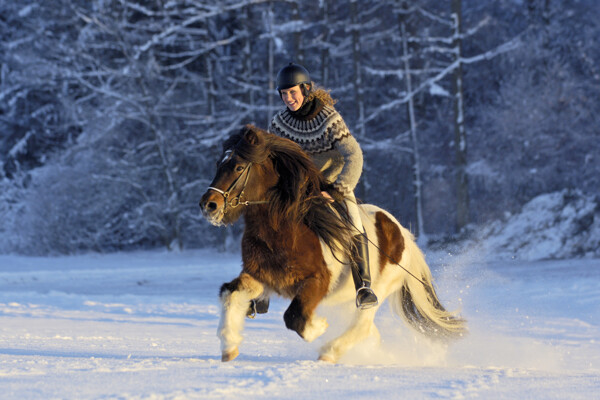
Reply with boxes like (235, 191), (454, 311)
(364, 34), (522, 124)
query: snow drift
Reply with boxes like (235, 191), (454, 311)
(467, 189), (600, 260)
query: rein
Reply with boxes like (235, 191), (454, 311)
(207, 162), (269, 213)
(329, 202), (430, 289)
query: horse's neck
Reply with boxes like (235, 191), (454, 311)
(244, 211), (302, 248)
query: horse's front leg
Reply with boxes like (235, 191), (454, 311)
(218, 272), (264, 362)
(284, 275), (329, 342)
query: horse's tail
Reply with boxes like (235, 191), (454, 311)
(389, 228), (467, 340)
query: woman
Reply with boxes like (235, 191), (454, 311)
(269, 63), (378, 310)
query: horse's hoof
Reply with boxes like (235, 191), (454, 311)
(318, 354), (336, 363)
(221, 347), (239, 362)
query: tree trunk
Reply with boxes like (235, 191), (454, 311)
(243, 6), (254, 109)
(451, 0), (469, 232)
(320, 0), (331, 86)
(349, 0), (367, 200)
(266, 2), (275, 127)
(349, 0), (365, 139)
(527, 0), (551, 26)
(398, 1), (426, 244)
(527, 0), (552, 49)
(292, 1), (304, 64)
(201, 18), (216, 118)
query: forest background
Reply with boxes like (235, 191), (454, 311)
(1, 0), (598, 255)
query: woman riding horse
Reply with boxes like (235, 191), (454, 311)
(199, 126), (466, 363)
(269, 63), (378, 310)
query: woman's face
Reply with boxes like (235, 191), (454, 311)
(280, 85), (304, 111)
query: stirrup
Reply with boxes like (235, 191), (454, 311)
(246, 297), (270, 319)
(247, 299), (257, 319)
(356, 286), (378, 310)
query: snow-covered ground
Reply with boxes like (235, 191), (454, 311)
(0, 248), (599, 399)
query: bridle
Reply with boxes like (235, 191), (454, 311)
(207, 161), (269, 213)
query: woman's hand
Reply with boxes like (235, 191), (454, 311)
(321, 191), (335, 203)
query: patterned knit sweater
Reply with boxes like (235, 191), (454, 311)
(269, 93), (363, 195)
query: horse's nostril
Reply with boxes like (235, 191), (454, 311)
(206, 201), (218, 212)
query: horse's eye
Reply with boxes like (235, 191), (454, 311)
(235, 165), (245, 173)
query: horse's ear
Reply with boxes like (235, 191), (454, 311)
(243, 125), (261, 146)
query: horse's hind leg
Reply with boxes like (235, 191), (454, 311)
(318, 307), (379, 363)
(218, 272), (264, 362)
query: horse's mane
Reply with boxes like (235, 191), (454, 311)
(224, 125), (354, 255)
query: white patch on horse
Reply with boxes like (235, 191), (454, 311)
(302, 316), (328, 342)
(221, 150), (233, 165)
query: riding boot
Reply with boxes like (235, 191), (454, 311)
(351, 233), (379, 310)
(246, 297), (270, 319)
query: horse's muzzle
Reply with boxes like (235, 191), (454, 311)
(199, 191), (225, 225)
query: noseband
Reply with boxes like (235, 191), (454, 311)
(207, 162), (269, 213)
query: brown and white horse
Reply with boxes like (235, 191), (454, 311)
(199, 125), (466, 363)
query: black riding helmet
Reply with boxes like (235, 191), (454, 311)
(276, 63), (311, 92)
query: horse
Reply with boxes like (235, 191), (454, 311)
(199, 125), (466, 363)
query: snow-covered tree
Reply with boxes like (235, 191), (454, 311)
(1, 0), (598, 254)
